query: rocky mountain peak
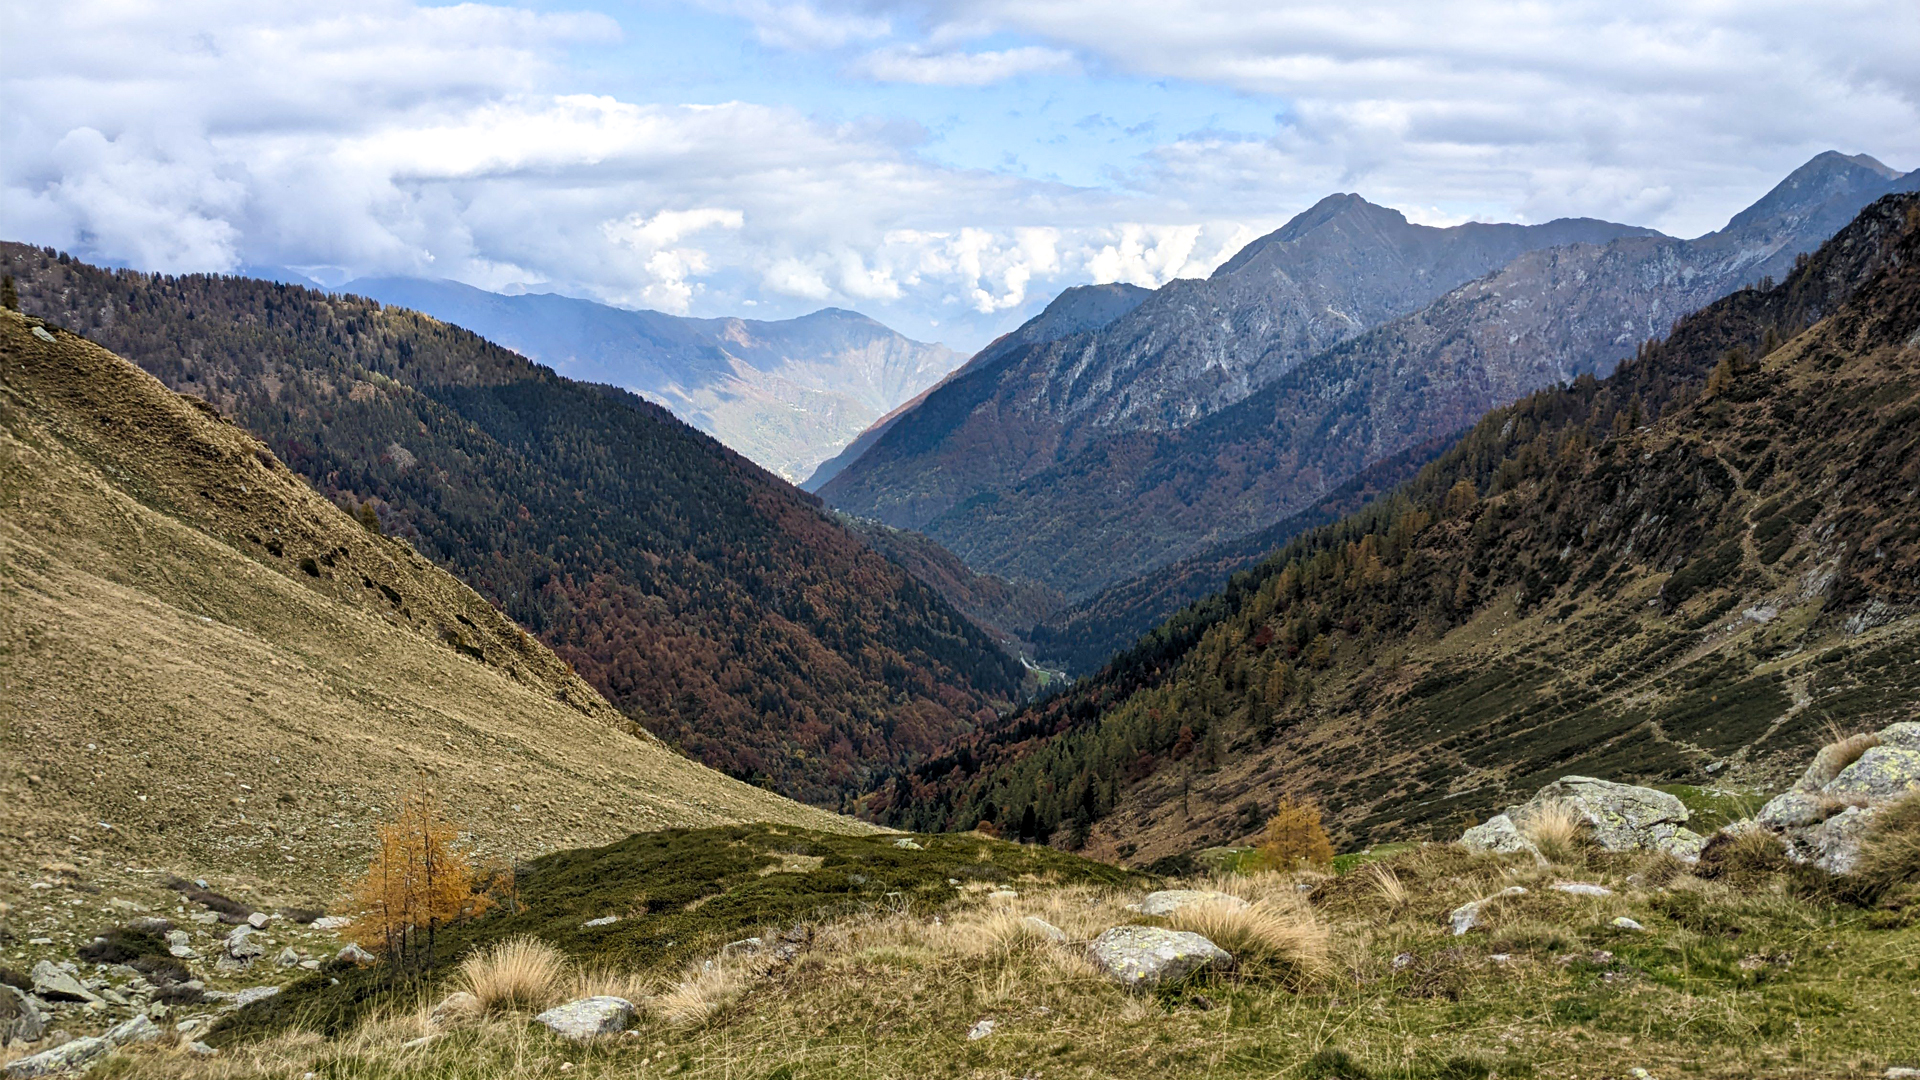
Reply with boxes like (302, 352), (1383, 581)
(1724, 150), (1909, 234)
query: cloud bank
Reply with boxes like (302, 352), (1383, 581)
(5, 0), (1914, 348)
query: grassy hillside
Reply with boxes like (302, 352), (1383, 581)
(106, 827), (1920, 1079)
(0, 309), (859, 911)
(877, 194), (1920, 862)
(0, 248), (1025, 805)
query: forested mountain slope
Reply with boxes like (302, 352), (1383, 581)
(339, 277), (959, 482)
(0, 310), (856, 895)
(877, 194), (1920, 865)
(823, 153), (1915, 600)
(0, 247), (1024, 806)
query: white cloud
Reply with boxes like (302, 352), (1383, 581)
(851, 44), (1078, 86)
(797, 0), (1920, 236)
(723, 0), (891, 49)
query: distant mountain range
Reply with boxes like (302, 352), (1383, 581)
(1, 247), (1025, 805)
(880, 190), (1920, 864)
(331, 277), (961, 483)
(819, 152), (1918, 607)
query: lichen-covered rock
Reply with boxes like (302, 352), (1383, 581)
(1127, 890), (1249, 917)
(1448, 886), (1527, 936)
(533, 996), (636, 1041)
(1805, 806), (1880, 875)
(1755, 791), (1828, 829)
(1513, 777), (1696, 858)
(3, 1035), (111, 1078)
(1823, 747), (1920, 802)
(103, 1014), (162, 1045)
(1654, 827), (1707, 862)
(1460, 814), (1540, 858)
(1877, 722), (1920, 750)
(1086, 926), (1230, 989)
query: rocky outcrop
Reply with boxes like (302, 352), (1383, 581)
(1459, 776), (1704, 861)
(534, 996), (636, 1041)
(1752, 722), (1920, 874)
(1, 985), (46, 1047)
(28, 962), (98, 1005)
(1086, 926), (1231, 989)
(2, 1014), (161, 1078)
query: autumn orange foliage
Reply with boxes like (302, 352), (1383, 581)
(347, 788), (492, 966)
(1256, 795), (1334, 871)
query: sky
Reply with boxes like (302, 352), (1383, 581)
(4, 0), (1917, 352)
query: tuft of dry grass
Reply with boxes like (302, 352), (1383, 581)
(1162, 896), (1330, 981)
(1854, 792), (1920, 901)
(654, 954), (766, 1028)
(456, 935), (568, 1014)
(1797, 731), (1881, 792)
(1365, 863), (1409, 908)
(1517, 800), (1587, 864)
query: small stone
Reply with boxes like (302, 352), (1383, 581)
(891, 838), (923, 850)
(1611, 916), (1647, 932)
(336, 943), (375, 966)
(1549, 882), (1614, 897)
(277, 947), (301, 968)
(310, 916), (353, 931)
(103, 1013), (162, 1045)
(429, 991), (480, 1030)
(967, 1018), (995, 1040)
(299, 960), (321, 971)
(1021, 917), (1067, 943)
(1884, 1068), (1920, 1079)
(988, 889), (1019, 901)
(247, 912), (271, 929)
(224, 986), (282, 1010)
(581, 916), (619, 928)
(187, 1041), (218, 1057)
(533, 996), (636, 1041)
(1630, 1069), (1657, 1080)
(225, 926), (264, 959)
(1448, 887), (1526, 936)
(1127, 890), (1248, 917)
(1489, 953), (1512, 964)
(1391, 953), (1415, 971)
(31, 327), (55, 343)
(1086, 926), (1230, 990)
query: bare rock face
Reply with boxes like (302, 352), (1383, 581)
(28, 962), (98, 1004)
(2, 1013), (161, 1078)
(1086, 926), (1231, 989)
(534, 996), (637, 1041)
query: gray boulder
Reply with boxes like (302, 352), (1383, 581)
(1513, 777), (1703, 860)
(225, 926), (264, 959)
(2, 1013), (162, 1078)
(1, 984), (46, 1046)
(1805, 806), (1881, 875)
(1877, 723), (1920, 750)
(1755, 790), (1827, 830)
(1823, 747), (1920, 802)
(224, 986), (282, 1010)
(4, 1035), (111, 1078)
(534, 996), (636, 1041)
(29, 962), (99, 1004)
(1086, 926), (1230, 989)
(1460, 814), (1540, 858)
(336, 943), (376, 966)
(1128, 890), (1248, 916)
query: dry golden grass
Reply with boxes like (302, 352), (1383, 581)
(1802, 730), (1882, 790)
(1365, 862), (1408, 908)
(457, 936), (568, 1014)
(654, 954), (766, 1028)
(1517, 799), (1587, 863)
(1162, 896), (1330, 981)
